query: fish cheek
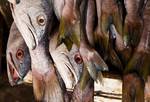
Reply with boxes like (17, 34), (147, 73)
(22, 53), (31, 77)
(29, 10), (48, 41)
(19, 49), (31, 77)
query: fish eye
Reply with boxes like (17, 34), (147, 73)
(74, 53), (83, 64)
(37, 15), (46, 26)
(16, 0), (20, 4)
(16, 49), (24, 60)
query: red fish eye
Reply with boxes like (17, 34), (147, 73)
(37, 15), (46, 26)
(16, 49), (24, 60)
(74, 53), (83, 64)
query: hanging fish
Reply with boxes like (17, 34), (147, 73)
(6, 22), (31, 86)
(95, 0), (124, 70)
(49, 32), (83, 89)
(71, 65), (94, 102)
(123, 0), (144, 48)
(57, 0), (80, 50)
(123, 1), (150, 101)
(95, 0), (124, 55)
(56, 0), (108, 82)
(8, 0), (54, 50)
(79, 0), (108, 82)
(124, 0), (150, 80)
(8, 0), (66, 101)
(7, 23), (83, 91)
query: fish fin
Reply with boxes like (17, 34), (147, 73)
(96, 71), (104, 85)
(86, 61), (97, 81)
(58, 17), (80, 50)
(91, 50), (108, 71)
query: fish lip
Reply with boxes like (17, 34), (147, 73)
(7, 63), (22, 86)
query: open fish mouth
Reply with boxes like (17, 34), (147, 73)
(7, 62), (23, 86)
(7, 53), (23, 86)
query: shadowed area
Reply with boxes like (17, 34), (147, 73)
(0, 72), (34, 102)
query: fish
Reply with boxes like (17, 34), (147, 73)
(95, 0), (124, 70)
(6, 22), (31, 86)
(85, 0), (96, 47)
(123, 1), (150, 101)
(8, 0), (66, 101)
(49, 32), (83, 89)
(57, 0), (80, 50)
(7, 23), (83, 91)
(71, 66), (94, 102)
(70, 0), (108, 101)
(124, 0), (150, 79)
(8, 0), (54, 50)
(57, 0), (108, 82)
(80, 0), (108, 81)
(22, 43), (84, 89)
(95, 0), (124, 55)
(53, 0), (107, 83)
(7, 23), (95, 101)
(7, 23), (96, 102)
(123, 0), (144, 48)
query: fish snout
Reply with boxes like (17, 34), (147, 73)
(7, 53), (23, 86)
(7, 63), (22, 86)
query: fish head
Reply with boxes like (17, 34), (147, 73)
(69, 44), (83, 81)
(7, 23), (31, 86)
(9, 0), (53, 50)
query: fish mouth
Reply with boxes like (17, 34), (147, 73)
(7, 62), (23, 86)
(7, 53), (23, 86)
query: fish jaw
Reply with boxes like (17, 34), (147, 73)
(7, 60), (22, 86)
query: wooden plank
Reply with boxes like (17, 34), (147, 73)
(94, 77), (122, 102)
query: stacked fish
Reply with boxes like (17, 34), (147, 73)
(5, 0), (150, 102)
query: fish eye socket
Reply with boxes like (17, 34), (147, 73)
(74, 53), (83, 64)
(16, 49), (24, 60)
(16, 0), (20, 4)
(37, 15), (46, 26)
